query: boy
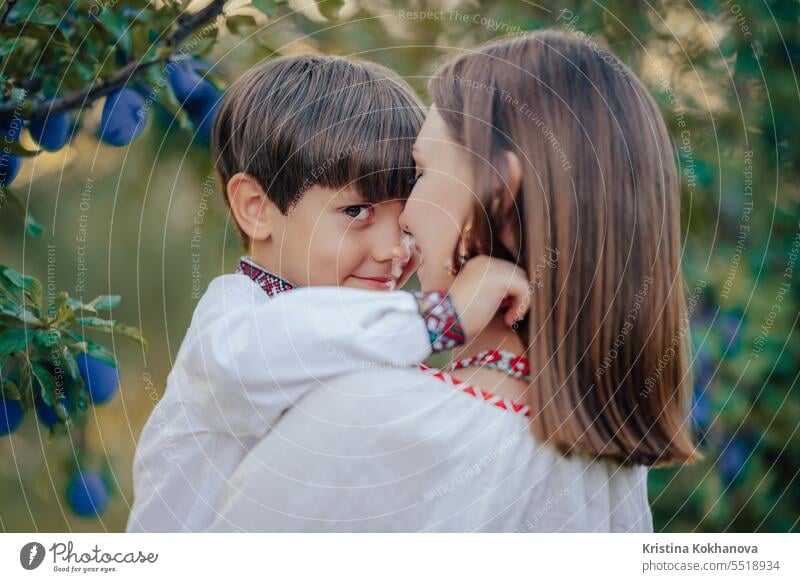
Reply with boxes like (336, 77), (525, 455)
(127, 55), (526, 532)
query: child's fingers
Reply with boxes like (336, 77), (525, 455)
(503, 271), (532, 326)
(504, 297), (522, 326)
(396, 253), (419, 288)
(504, 294), (526, 326)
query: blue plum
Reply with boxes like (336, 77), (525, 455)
(0, 117), (23, 186)
(99, 88), (147, 147)
(35, 396), (69, 428)
(29, 112), (70, 151)
(0, 398), (24, 436)
(76, 353), (120, 405)
(66, 469), (110, 518)
(167, 60), (221, 144)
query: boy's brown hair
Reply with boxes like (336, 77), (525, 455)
(212, 55), (425, 246)
(430, 30), (701, 468)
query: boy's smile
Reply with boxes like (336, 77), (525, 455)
(347, 273), (396, 290)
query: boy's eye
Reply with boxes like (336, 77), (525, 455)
(343, 205), (373, 221)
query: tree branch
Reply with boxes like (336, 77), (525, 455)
(0, 0), (227, 121)
(0, 0), (18, 26)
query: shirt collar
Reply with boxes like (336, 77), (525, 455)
(236, 256), (295, 298)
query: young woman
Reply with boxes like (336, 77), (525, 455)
(206, 30), (700, 532)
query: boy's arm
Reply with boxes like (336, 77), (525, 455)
(182, 281), (464, 437)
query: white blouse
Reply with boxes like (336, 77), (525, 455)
(208, 365), (653, 532)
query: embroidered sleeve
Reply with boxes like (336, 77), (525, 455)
(411, 290), (466, 353)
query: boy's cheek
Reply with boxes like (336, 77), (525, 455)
(321, 242), (365, 285)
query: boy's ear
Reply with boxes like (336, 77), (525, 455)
(226, 172), (276, 242)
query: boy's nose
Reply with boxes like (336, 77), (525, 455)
(372, 232), (402, 263)
(369, 217), (404, 264)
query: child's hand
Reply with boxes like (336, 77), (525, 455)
(395, 249), (420, 289)
(449, 256), (531, 339)
(392, 233), (420, 289)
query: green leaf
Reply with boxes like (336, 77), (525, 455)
(97, 7), (130, 50)
(81, 339), (117, 368)
(1, 266), (42, 306)
(0, 266), (24, 292)
(226, 14), (258, 35)
(115, 323), (148, 350)
(91, 294), (121, 311)
(61, 347), (81, 386)
(65, 297), (97, 314)
(0, 23), (70, 49)
(25, 211), (43, 237)
(123, 7), (157, 24)
(317, 0), (345, 20)
(1, 378), (21, 401)
(13, 353), (34, 411)
(75, 316), (116, 332)
(146, 65), (192, 130)
(130, 22), (151, 57)
(58, 348), (87, 413)
(251, 0), (287, 18)
(0, 327), (32, 356)
(33, 328), (60, 349)
(31, 360), (59, 407)
(24, 5), (63, 27)
(48, 291), (75, 325)
(0, 138), (41, 157)
(0, 302), (41, 325)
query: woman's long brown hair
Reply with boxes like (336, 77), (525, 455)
(429, 30), (701, 468)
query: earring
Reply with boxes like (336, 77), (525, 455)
(444, 256), (466, 277)
(445, 222), (472, 277)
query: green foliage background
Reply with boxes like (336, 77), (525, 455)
(1, 0), (798, 531)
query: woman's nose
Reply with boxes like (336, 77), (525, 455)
(391, 235), (413, 265)
(398, 207), (412, 237)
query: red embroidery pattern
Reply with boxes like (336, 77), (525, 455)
(236, 257), (294, 297)
(411, 290), (466, 352)
(450, 349), (532, 382)
(418, 364), (530, 417)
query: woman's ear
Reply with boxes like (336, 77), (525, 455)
(501, 150), (522, 211)
(226, 172), (275, 242)
(489, 150), (522, 213)
(489, 150), (523, 256)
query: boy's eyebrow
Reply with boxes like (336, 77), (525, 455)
(333, 189), (367, 203)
